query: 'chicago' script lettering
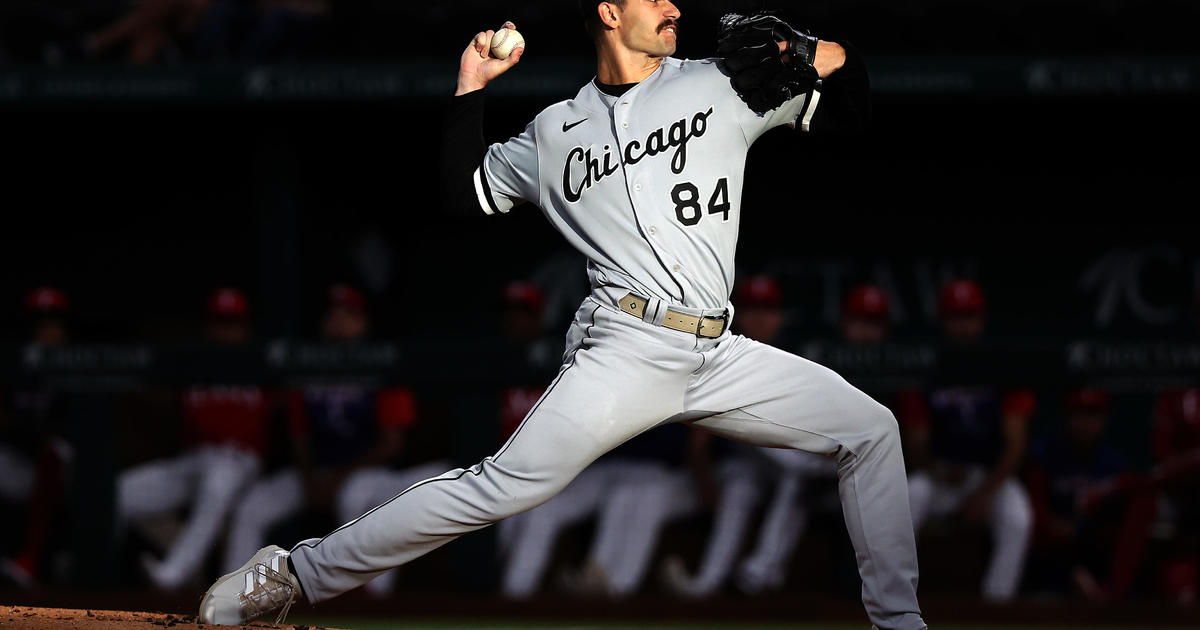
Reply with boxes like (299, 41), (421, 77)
(563, 106), (714, 203)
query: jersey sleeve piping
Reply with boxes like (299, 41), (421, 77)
(797, 88), (822, 132)
(473, 163), (502, 215)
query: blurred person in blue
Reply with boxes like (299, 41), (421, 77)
(1025, 388), (1132, 600)
(902, 278), (1035, 601)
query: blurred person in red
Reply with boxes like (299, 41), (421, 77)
(0, 288), (72, 586)
(901, 278), (1035, 601)
(222, 284), (425, 596)
(841, 283), (890, 345)
(116, 288), (273, 590)
(1140, 388), (1200, 604)
(1025, 389), (1133, 600)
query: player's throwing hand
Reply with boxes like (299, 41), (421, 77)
(457, 22), (525, 95)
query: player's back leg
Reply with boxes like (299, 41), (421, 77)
(686, 335), (926, 630)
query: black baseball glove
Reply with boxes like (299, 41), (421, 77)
(717, 12), (821, 114)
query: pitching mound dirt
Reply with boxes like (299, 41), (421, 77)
(0, 606), (344, 630)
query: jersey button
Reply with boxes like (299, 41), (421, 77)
(672, 265), (681, 272)
(634, 183), (642, 191)
(621, 122), (629, 128)
(648, 226), (657, 235)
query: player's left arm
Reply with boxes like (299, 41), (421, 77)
(718, 13), (870, 137)
(804, 40), (871, 134)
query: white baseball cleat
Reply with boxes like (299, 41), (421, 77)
(198, 545), (302, 625)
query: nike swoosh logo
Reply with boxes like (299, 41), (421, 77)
(562, 118), (588, 132)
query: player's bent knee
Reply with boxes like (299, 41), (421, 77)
(854, 401), (900, 452)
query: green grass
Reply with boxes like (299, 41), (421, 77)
(290, 621), (1189, 630)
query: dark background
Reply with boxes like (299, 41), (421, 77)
(1, 0), (1199, 623)
(2, 0), (1198, 344)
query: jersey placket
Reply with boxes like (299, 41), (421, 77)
(611, 83), (693, 306)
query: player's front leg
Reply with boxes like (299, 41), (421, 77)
(201, 302), (690, 623)
(687, 337), (926, 630)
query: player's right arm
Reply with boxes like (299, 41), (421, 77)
(441, 23), (536, 217)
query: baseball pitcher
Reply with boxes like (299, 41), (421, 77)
(201, 4), (925, 629)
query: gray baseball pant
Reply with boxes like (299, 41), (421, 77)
(289, 294), (925, 630)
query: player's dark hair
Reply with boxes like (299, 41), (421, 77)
(582, 0), (627, 39)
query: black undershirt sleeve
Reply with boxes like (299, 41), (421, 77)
(808, 41), (871, 134)
(439, 90), (488, 216)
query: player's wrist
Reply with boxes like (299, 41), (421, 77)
(455, 74), (487, 96)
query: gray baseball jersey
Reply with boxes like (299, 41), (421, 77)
(472, 57), (820, 309)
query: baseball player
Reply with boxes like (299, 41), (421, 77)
(1024, 389), (1129, 599)
(221, 285), (423, 589)
(1, 287), (72, 587)
(118, 288), (271, 590)
(202, 5), (926, 629)
(902, 279), (1035, 601)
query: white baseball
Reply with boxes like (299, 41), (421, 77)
(490, 27), (524, 60)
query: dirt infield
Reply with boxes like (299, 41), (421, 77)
(0, 606), (343, 630)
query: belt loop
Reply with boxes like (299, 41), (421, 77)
(642, 296), (667, 327)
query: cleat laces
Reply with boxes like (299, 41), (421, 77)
(240, 559), (299, 624)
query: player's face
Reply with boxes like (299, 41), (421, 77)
(1067, 411), (1106, 449)
(207, 318), (250, 345)
(323, 306), (368, 342)
(841, 317), (887, 345)
(502, 304), (544, 343)
(616, 0), (681, 58)
(30, 318), (67, 346)
(942, 313), (984, 345)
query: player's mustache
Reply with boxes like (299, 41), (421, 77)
(657, 20), (678, 33)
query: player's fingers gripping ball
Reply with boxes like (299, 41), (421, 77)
(491, 25), (525, 60)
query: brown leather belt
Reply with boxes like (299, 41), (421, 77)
(618, 293), (728, 339)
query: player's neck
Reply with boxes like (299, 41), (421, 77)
(594, 44), (664, 85)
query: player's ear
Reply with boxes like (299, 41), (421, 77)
(598, 1), (620, 29)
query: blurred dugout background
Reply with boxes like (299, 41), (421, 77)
(1, 0), (1199, 626)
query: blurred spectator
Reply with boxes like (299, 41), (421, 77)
(221, 284), (416, 590)
(1025, 389), (1132, 600)
(938, 278), (986, 346)
(902, 278), (1035, 601)
(841, 283), (890, 345)
(659, 275), (835, 598)
(499, 281), (561, 378)
(732, 274), (787, 346)
(116, 288), (271, 590)
(1141, 388), (1200, 603)
(0, 288), (72, 587)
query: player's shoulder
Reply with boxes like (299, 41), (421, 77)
(664, 57), (729, 80)
(658, 57), (735, 94)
